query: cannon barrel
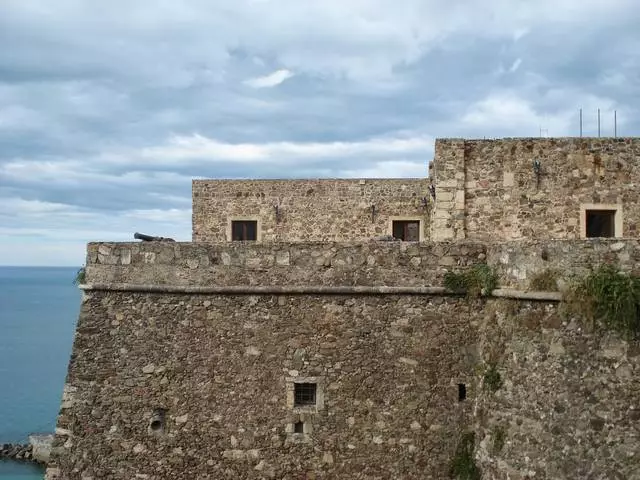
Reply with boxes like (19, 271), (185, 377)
(134, 232), (156, 241)
(134, 232), (176, 242)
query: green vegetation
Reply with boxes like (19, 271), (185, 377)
(563, 265), (640, 339)
(449, 431), (481, 480)
(483, 363), (502, 392)
(444, 264), (498, 297)
(492, 425), (506, 453)
(73, 266), (86, 286)
(529, 268), (561, 291)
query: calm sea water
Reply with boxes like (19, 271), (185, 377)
(0, 267), (81, 479)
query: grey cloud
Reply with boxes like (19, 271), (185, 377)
(0, 0), (638, 264)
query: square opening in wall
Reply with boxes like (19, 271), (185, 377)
(458, 383), (466, 401)
(294, 383), (317, 407)
(294, 421), (304, 434)
(231, 220), (258, 241)
(586, 210), (616, 238)
(392, 220), (420, 241)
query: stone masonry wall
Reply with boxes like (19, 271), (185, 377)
(475, 299), (640, 480)
(48, 240), (640, 479)
(192, 179), (431, 242)
(431, 138), (640, 241)
(486, 238), (640, 289)
(47, 292), (479, 480)
(430, 140), (466, 241)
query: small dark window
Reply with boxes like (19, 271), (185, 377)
(294, 383), (317, 407)
(458, 384), (466, 402)
(294, 421), (304, 434)
(392, 220), (420, 241)
(586, 210), (616, 238)
(231, 220), (258, 241)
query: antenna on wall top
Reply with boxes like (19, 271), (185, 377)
(579, 108), (583, 137)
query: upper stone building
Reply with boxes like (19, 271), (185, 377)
(430, 137), (640, 241)
(193, 137), (640, 244)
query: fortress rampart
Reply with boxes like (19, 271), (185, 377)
(46, 239), (640, 479)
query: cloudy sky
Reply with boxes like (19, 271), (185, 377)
(1, 0), (638, 265)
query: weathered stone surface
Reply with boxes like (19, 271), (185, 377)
(486, 238), (640, 289)
(475, 300), (640, 480)
(431, 138), (640, 241)
(84, 241), (486, 288)
(48, 292), (477, 479)
(192, 178), (431, 242)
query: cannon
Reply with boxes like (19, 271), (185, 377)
(134, 232), (176, 242)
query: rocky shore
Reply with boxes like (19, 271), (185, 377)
(0, 443), (38, 463)
(1, 434), (53, 465)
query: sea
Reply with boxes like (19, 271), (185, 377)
(0, 267), (81, 479)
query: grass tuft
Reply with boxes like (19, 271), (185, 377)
(563, 265), (640, 339)
(444, 264), (498, 298)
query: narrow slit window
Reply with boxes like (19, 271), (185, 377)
(294, 421), (304, 434)
(294, 383), (317, 407)
(458, 384), (466, 402)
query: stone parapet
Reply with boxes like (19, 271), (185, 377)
(87, 238), (640, 291)
(487, 238), (640, 289)
(85, 241), (486, 287)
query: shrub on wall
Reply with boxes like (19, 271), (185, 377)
(529, 269), (561, 291)
(483, 363), (502, 392)
(564, 265), (640, 339)
(444, 264), (498, 297)
(73, 266), (86, 286)
(449, 431), (481, 480)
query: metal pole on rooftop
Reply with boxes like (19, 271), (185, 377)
(598, 108), (601, 138)
(614, 110), (617, 138)
(579, 108), (583, 137)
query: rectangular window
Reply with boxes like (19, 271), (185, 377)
(294, 383), (317, 407)
(231, 220), (258, 241)
(586, 210), (616, 238)
(458, 383), (466, 402)
(392, 220), (420, 241)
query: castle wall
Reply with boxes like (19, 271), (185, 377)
(431, 138), (640, 241)
(192, 179), (430, 242)
(47, 292), (478, 480)
(48, 240), (640, 479)
(475, 300), (640, 480)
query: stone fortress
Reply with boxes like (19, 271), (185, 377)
(47, 138), (640, 479)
